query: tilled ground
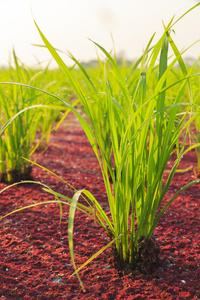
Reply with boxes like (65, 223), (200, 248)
(0, 115), (200, 299)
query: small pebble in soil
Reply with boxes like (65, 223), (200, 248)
(51, 276), (63, 285)
(65, 263), (72, 267)
(105, 265), (110, 270)
(180, 280), (186, 284)
(157, 276), (163, 281)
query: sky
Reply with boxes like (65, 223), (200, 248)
(0, 0), (200, 68)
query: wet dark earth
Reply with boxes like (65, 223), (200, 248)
(0, 116), (200, 299)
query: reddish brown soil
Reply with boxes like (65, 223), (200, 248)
(0, 115), (200, 299)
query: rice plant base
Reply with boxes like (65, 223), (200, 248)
(136, 236), (161, 274)
(0, 166), (33, 184)
(111, 236), (161, 277)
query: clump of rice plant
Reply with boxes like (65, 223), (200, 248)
(0, 52), (71, 183)
(32, 4), (200, 278)
(186, 66), (200, 177)
(0, 51), (39, 183)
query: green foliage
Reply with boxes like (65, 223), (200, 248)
(1, 3), (200, 291)
(32, 3), (200, 283)
(0, 52), (72, 182)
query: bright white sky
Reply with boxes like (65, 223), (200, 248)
(0, 0), (200, 68)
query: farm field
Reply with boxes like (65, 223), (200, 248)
(0, 113), (199, 299)
(1, 5), (200, 299)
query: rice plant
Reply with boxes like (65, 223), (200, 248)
(186, 65), (200, 176)
(0, 52), (72, 182)
(32, 4), (200, 274)
(0, 51), (41, 182)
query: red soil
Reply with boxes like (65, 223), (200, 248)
(0, 115), (200, 299)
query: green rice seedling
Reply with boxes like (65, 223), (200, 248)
(194, 121), (200, 175)
(0, 51), (40, 182)
(33, 3), (200, 273)
(0, 52), (70, 182)
(194, 100), (200, 174)
(1, 3), (200, 291)
(30, 65), (75, 149)
(184, 64), (200, 176)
